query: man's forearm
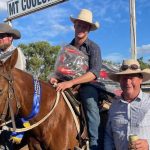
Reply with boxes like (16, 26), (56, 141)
(71, 72), (96, 85)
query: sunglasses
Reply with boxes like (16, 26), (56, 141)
(0, 34), (11, 39)
(121, 64), (140, 71)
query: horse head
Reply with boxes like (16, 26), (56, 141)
(0, 49), (18, 72)
(0, 49), (19, 126)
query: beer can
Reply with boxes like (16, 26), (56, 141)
(129, 134), (139, 143)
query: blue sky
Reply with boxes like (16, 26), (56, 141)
(0, 0), (150, 63)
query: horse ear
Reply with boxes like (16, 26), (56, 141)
(5, 49), (18, 71)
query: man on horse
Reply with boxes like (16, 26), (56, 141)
(50, 9), (102, 150)
(0, 23), (26, 149)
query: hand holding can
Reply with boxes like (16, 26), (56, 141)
(129, 135), (139, 150)
(129, 135), (139, 143)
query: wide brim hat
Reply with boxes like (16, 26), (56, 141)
(109, 59), (150, 82)
(70, 9), (100, 31)
(0, 23), (21, 39)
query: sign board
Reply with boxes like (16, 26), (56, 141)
(6, 0), (68, 21)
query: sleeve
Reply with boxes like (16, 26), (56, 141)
(104, 110), (116, 150)
(15, 48), (26, 71)
(88, 42), (102, 78)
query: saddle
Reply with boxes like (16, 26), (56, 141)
(64, 88), (89, 149)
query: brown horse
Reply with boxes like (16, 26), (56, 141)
(0, 50), (82, 149)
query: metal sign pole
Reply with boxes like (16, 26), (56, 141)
(129, 0), (137, 59)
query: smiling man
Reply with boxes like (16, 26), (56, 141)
(104, 59), (150, 150)
(50, 9), (102, 150)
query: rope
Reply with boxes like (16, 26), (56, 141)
(0, 89), (80, 136)
(0, 92), (60, 133)
(61, 91), (80, 134)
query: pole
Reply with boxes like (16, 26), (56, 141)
(129, 0), (137, 59)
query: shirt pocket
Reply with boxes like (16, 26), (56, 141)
(111, 117), (128, 133)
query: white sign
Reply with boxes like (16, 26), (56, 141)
(6, 0), (68, 21)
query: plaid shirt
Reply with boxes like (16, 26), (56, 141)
(104, 90), (150, 150)
(70, 38), (102, 78)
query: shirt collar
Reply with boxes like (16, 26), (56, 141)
(119, 90), (143, 103)
(136, 90), (143, 101)
(70, 38), (89, 47)
(0, 45), (16, 62)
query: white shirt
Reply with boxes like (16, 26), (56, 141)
(0, 45), (26, 70)
(15, 47), (26, 70)
(104, 91), (150, 150)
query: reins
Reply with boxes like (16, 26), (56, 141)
(0, 70), (21, 131)
(0, 91), (80, 135)
(61, 91), (80, 134)
(0, 91), (60, 133)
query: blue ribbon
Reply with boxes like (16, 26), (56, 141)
(11, 78), (41, 143)
(22, 78), (41, 122)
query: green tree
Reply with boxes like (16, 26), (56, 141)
(138, 57), (150, 69)
(18, 41), (60, 81)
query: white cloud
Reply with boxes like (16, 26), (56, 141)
(103, 53), (126, 63)
(11, 7), (72, 41)
(137, 44), (150, 54)
(103, 17), (115, 23)
(0, 1), (7, 11)
(137, 44), (150, 61)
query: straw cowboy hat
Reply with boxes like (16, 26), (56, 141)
(70, 9), (100, 31)
(109, 59), (150, 82)
(0, 23), (21, 39)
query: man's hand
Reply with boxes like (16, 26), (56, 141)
(56, 81), (74, 92)
(50, 77), (58, 85)
(129, 139), (149, 150)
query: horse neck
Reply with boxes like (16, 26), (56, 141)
(12, 69), (57, 118)
(12, 69), (35, 117)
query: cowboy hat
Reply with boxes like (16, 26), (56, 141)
(109, 59), (150, 82)
(70, 9), (100, 31)
(0, 23), (21, 39)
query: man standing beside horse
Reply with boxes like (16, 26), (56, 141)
(50, 9), (102, 150)
(104, 59), (150, 150)
(0, 23), (26, 70)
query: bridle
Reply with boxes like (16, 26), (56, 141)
(0, 65), (79, 137)
(0, 66), (61, 133)
(0, 68), (21, 131)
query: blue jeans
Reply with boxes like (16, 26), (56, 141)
(79, 84), (101, 150)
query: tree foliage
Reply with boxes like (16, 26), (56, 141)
(18, 41), (60, 81)
(138, 57), (150, 69)
(103, 58), (150, 70)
